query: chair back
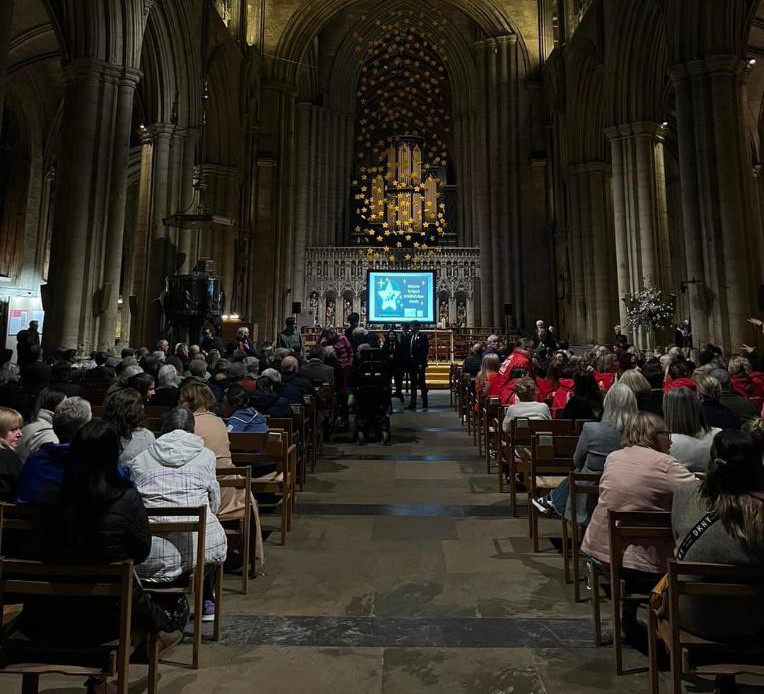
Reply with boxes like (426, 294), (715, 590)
(532, 433), (578, 464)
(0, 559), (134, 688)
(568, 471), (601, 523)
(511, 418), (574, 445)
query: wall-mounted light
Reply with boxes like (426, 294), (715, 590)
(750, 59), (757, 66)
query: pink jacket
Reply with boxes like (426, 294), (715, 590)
(582, 445), (696, 573)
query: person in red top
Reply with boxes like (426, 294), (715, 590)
(728, 355), (764, 411)
(594, 353), (619, 393)
(487, 342), (532, 400)
(474, 354), (500, 412)
(663, 361), (697, 393)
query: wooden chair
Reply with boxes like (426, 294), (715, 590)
(228, 433), (295, 545)
(0, 559), (158, 694)
(528, 433), (577, 552)
(563, 472), (601, 602)
(505, 419), (575, 518)
(483, 397), (502, 475)
(79, 379), (112, 406)
(647, 561), (764, 694)
(216, 466), (253, 595)
(0, 504), (35, 558)
(143, 506), (224, 668)
(267, 417), (302, 492)
(604, 510), (673, 675)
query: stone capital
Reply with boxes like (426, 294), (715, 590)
(605, 121), (666, 142)
(668, 55), (746, 83)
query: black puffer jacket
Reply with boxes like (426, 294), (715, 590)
(18, 486), (170, 645)
(0, 448), (22, 502)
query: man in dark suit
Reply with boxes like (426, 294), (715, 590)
(393, 324), (411, 401)
(300, 346), (335, 386)
(405, 321), (429, 411)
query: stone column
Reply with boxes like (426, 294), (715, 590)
(130, 123), (174, 347)
(45, 60), (142, 354)
(606, 122), (672, 337)
(96, 67), (142, 351)
(668, 57), (756, 349)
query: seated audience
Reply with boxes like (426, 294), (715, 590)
(264, 366), (301, 405)
(476, 354), (500, 401)
(619, 369), (662, 416)
(49, 360), (80, 397)
(663, 360), (696, 393)
(695, 374), (741, 430)
(127, 372), (156, 403)
(201, 327), (224, 354)
(0, 407), (23, 502)
(300, 346), (335, 386)
(105, 362), (143, 399)
(18, 420), (184, 658)
(462, 343), (485, 376)
(251, 372), (292, 418)
(17, 397), (92, 503)
(535, 383), (637, 518)
(562, 372), (603, 420)
(224, 385), (268, 433)
(104, 388), (156, 466)
(241, 356), (261, 391)
(727, 355), (764, 410)
(17, 388), (66, 461)
(593, 353), (618, 392)
(150, 364), (181, 406)
(184, 358), (211, 384)
(180, 380), (265, 563)
(501, 377), (551, 432)
(671, 429), (764, 642)
(664, 386), (720, 473)
(1, 360), (33, 420)
(130, 407), (227, 620)
(581, 412), (695, 640)
(709, 367), (760, 424)
(87, 351), (116, 380)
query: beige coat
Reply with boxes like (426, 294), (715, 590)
(581, 445), (695, 573)
(193, 411), (264, 561)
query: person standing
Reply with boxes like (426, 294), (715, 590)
(393, 324), (411, 401)
(16, 320), (40, 368)
(277, 316), (304, 361)
(406, 321), (429, 411)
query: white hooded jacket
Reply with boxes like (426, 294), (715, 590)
(129, 429), (227, 582)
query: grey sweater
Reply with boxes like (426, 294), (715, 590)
(573, 422), (623, 473)
(671, 483), (764, 642)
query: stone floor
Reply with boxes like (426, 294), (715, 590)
(12, 392), (751, 692)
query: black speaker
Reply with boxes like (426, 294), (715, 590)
(503, 303), (513, 316)
(291, 301), (302, 315)
(759, 284), (764, 312)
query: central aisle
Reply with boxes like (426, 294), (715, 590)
(157, 392), (655, 693)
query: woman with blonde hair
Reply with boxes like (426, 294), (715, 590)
(0, 406), (23, 501)
(475, 353), (500, 404)
(534, 384), (637, 518)
(582, 412), (695, 640)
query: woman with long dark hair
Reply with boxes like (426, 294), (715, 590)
(671, 430), (764, 642)
(18, 420), (183, 661)
(562, 371), (604, 420)
(103, 388), (155, 466)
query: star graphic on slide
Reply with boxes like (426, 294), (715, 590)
(378, 280), (401, 311)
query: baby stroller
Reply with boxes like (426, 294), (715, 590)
(352, 348), (392, 445)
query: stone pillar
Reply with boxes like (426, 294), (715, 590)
(130, 123), (174, 347)
(606, 122), (672, 337)
(96, 67), (142, 351)
(0, 0), (14, 132)
(537, 0), (556, 64)
(567, 162), (618, 343)
(668, 57), (756, 349)
(44, 60), (142, 354)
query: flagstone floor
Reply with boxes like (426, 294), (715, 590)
(23, 392), (737, 693)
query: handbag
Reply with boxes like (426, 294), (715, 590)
(649, 511), (718, 609)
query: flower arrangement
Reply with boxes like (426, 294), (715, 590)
(623, 287), (675, 331)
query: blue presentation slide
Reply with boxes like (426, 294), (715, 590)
(367, 271), (436, 324)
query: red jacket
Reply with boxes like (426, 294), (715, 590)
(731, 373), (764, 411)
(536, 377), (557, 404)
(551, 378), (575, 418)
(594, 372), (616, 393)
(663, 377), (697, 393)
(487, 351), (531, 400)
